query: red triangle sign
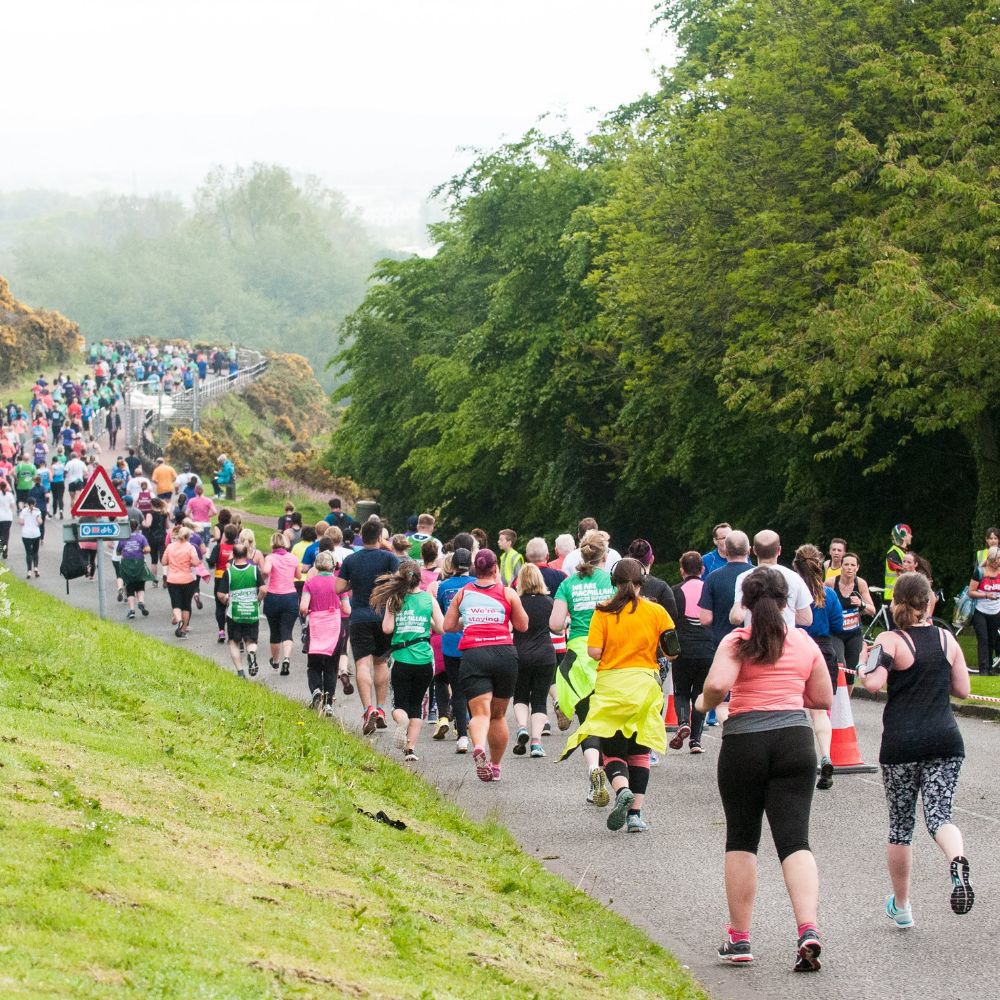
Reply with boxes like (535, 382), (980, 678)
(71, 466), (128, 518)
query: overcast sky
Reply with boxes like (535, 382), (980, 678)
(4, 1), (675, 227)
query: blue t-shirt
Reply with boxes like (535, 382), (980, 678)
(701, 549), (728, 579)
(698, 560), (753, 648)
(803, 587), (844, 639)
(302, 540), (320, 568)
(436, 574), (475, 657)
(338, 548), (399, 621)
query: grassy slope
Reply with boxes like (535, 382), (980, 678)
(0, 575), (704, 1000)
(0, 351), (84, 407)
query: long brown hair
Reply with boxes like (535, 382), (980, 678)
(597, 557), (644, 618)
(891, 571), (931, 629)
(576, 530), (607, 578)
(793, 543), (826, 607)
(735, 568), (788, 665)
(370, 559), (423, 615)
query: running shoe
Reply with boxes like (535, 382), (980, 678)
(323, 703), (335, 717)
(717, 935), (753, 964)
(339, 673), (354, 695)
(589, 767), (611, 807)
(472, 745), (493, 782)
(174, 624), (184, 638)
(280, 660), (290, 677)
(541, 720), (551, 737)
(33, 568), (40, 578)
(690, 742), (704, 754)
(456, 736), (469, 754)
(626, 813), (650, 833)
(138, 602), (149, 617)
(270, 659), (279, 671)
(669, 724), (691, 750)
(512, 727), (529, 755)
(793, 929), (822, 972)
(649, 751), (659, 767)
(362, 707), (378, 736)
(117, 586), (125, 603)
(816, 755), (834, 790)
(950, 855), (975, 915)
(554, 703), (572, 731)
(126, 610), (136, 620)
(194, 593), (203, 610)
(433, 717), (450, 740)
(530, 743), (546, 758)
(178, 630), (188, 640)
(404, 749), (419, 762)
(885, 894), (914, 929)
(310, 689), (323, 712)
(394, 719), (408, 751)
(490, 763), (501, 782)
(427, 708), (438, 725)
(247, 651), (258, 677)
(607, 787), (635, 831)
(706, 709), (718, 727)
(217, 629), (226, 644)
(375, 708), (387, 729)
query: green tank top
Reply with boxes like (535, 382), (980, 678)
(391, 590), (434, 664)
(227, 562), (260, 623)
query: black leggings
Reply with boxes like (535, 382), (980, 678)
(214, 578), (227, 630)
(51, 482), (64, 514)
(972, 609), (1000, 674)
(717, 725), (816, 862)
(307, 653), (337, 704)
(392, 660), (433, 719)
(0, 520), (10, 553)
(443, 655), (469, 737)
(601, 731), (651, 796)
(23, 536), (40, 571)
(514, 659), (556, 715)
(672, 656), (711, 742)
(431, 673), (451, 718)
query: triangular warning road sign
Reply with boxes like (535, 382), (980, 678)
(71, 466), (128, 518)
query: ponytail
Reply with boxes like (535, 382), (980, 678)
(793, 543), (825, 607)
(735, 567), (788, 665)
(597, 557), (644, 618)
(576, 530), (607, 578)
(370, 559), (423, 615)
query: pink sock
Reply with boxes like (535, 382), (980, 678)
(797, 922), (818, 938)
(728, 926), (750, 943)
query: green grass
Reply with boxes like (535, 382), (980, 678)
(239, 485), (326, 527)
(1, 351), (84, 407)
(0, 574), (704, 1000)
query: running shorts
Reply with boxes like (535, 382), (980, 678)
(460, 644), (518, 701)
(167, 580), (196, 613)
(227, 620), (260, 644)
(350, 617), (391, 661)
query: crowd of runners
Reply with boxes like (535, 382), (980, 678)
(0, 344), (986, 975)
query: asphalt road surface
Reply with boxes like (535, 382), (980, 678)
(13, 524), (997, 1000)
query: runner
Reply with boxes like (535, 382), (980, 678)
(117, 514), (153, 619)
(669, 551), (715, 753)
(830, 553), (874, 678)
(299, 550), (351, 707)
(0, 479), (14, 559)
(162, 525), (201, 638)
(548, 531), (616, 804)
(433, 547), (475, 752)
(696, 567), (833, 972)
(967, 546), (1000, 676)
(18, 496), (43, 578)
(207, 524), (239, 643)
(443, 548), (528, 782)
(902, 550), (938, 617)
(823, 538), (846, 581)
(49, 453), (65, 519)
(792, 544), (844, 790)
(559, 558), (674, 832)
(146, 498), (170, 583)
(150, 457), (177, 503)
(373, 559), (444, 761)
(550, 533), (575, 572)
(861, 571), (974, 924)
(336, 519), (400, 734)
(262, 531), (300, 675)
(512, 564), (556, 758)
(561, 519), (622, 576)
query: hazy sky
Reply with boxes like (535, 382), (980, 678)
(4, 1), (675, 227)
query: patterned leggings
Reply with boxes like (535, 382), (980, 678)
(881, 756), (963, 845)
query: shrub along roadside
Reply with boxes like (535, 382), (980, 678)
(0, 574), (705, 1000)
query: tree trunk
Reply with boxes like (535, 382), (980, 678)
(964, 409), (1000, 543)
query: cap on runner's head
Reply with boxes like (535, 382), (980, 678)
(627, 538), (655, 568)
(453, 547), (472, 571)
(892, 523), (912, 545)
(406, 515), (418, 531)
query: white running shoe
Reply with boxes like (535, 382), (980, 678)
(393, 720), (408, 750)
(455, 736), (469, 754)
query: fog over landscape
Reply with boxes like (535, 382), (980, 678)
(4, 1), (675, 239)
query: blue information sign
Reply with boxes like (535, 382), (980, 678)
(77, 521), (131, 540)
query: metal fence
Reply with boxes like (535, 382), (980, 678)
(124, 350), (268, 469)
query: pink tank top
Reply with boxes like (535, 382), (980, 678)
(458, 581), (513, 649)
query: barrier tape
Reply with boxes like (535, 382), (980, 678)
(842, 664), (1000, 705)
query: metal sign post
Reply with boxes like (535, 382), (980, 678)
(95, 531), (107, 621)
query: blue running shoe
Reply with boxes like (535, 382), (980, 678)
(886, 894), (914, 929)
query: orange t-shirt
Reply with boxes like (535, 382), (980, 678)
(150, 464), (176, 494)
(588, 598), (673, 671)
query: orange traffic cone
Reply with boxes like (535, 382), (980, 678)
(663, 671), (678, 730)
(829, 666), (877, 773)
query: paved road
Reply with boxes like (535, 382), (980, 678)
(11, 523), (998, 1000)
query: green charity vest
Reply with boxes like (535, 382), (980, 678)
(391, 591), (434, 664)
(227, 563), (260, 623)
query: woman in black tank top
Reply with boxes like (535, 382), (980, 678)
(862, 572), (974, 925)
(831, 553), (874, 678)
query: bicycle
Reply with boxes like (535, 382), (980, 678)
(862, 586), (953, 642)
